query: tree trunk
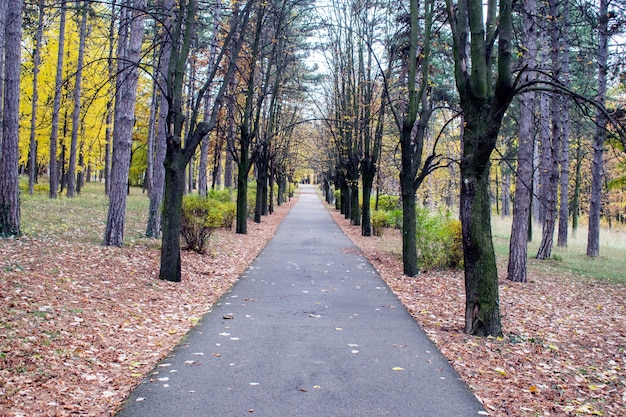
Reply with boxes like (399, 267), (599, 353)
(587, 0), (608, 257)
(158, 140), (185, 282)
(537, 0), (562, 260)
(145, 0), (173, 239)
(104, 0), (117, 196)
(28, 0), (44, 196)
(0, 0), (6, 161)
(401, 175), (418, 276)
(103, 0), (146, 246)
(572, 137), (583, 236)
(557, 0), (571, 247)
(361, 159), (374, 237)
(507, 0), (536, 282)
(236, 160), (249, 234)
(144, 65), (159, 196)
(67, 2), (88, 198)
(49, 0), (67, 198)
(461, 161), (500, 336)
(0, 0), (22, 237)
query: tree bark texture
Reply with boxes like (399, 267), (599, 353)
(0, 0), (23, 237)
(48, 0), (66, 199)
(587, 0), (608, 257)
(67, 2), (87, 198)
(557, 0), (571, 247)
(28, 0), (44, 196)
(103, 0), (146, 246)
(145, 0), (173, 239)
(506, 0), (536, 283)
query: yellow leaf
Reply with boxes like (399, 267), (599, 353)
(528, 385), (538, 393)
(494, 367), (507, 376)
(167, 329), (178, 335)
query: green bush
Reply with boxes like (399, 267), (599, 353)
(376, 194), (399, 212)
(386, 209), (403, 229)
(208, 188), (233, 203)
(371, 210), (388, 236)
(181, 195), (234, 253)
(415, 207), (464, 270)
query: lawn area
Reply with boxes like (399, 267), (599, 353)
(491, 215), (626, 284)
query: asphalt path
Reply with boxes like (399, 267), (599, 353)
(116, 185), (486, 417)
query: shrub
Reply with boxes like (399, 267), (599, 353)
(415, 207), (464, 270)
(386, 209), (403, 229)
(208, 188), (233, 203)
(217, 201), (236, 228)
(371, 210), (388, 236)
(181, 196), (224, 253)
(376, 194), (399, 212)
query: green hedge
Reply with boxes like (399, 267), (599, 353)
(181, 195), (236, 253)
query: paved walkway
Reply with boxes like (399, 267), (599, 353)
(116, 185), (486, 417)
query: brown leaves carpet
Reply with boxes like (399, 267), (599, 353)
(2, 194), (625, 416)
(0, 198), (296, 416)
(329, 208), (626, 417)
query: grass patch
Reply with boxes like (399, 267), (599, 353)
(20, 179), (150, 245)
(491, 215), (626, 284)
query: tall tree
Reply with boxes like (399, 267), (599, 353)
(28, 0), (45, 196)
(145, 0), (173, 239)
(159, 0), (251, 281)
(49, 0), (67, 199)
(67, 1), (88, 198)
(537, 0), (563, 260)
(446, 0), (515, 336)
(587, 0), (609, 257)
(103, 0), (147, 246)
(507, 0), (537, 283)
(0, 0), (23, 237)
(557, 0), (571, 248)
(397, 0), (435, 276)
(0, 0), (6, 158)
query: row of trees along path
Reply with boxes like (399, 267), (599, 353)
(1, 0), (626, 338)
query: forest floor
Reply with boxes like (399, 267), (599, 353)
(329, 208), (626, 417)
(1, 186), (625, 416)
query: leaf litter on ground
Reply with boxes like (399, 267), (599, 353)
(329, 208), (626, 417)
(0, 197), (296, 416)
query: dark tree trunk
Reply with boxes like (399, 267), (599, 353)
(0, 0), (22, 237)
(158, 141), (185, 282)
(460, 160), (500, 336)
(361, 159), (375, 237)
(236, 164), (249, 234)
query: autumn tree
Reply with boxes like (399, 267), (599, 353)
(445, 0), (515, 336)
(159, 0), (251, 281)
